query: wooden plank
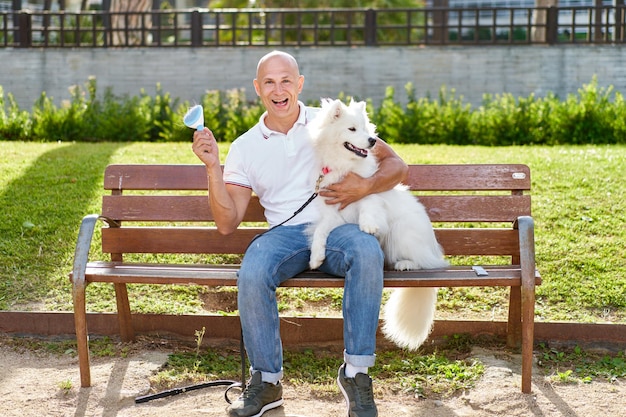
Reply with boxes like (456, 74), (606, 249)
(102, 227), (263, 254)
(10, 313), (626, 345)
(405, 164), (531, 191)
(436, 229), (520, 256)
(421, 195), (530, 222)
(101, 195), (530, 223)
(101, 227), (520, 256)
(103, 164), (531, 192)
(83, 262), (540, 288)
(104, 164), (210, 191)
(102, 195), (266, 222)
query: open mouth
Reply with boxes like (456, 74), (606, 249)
(272, 98), (288, 106)
(344, 142), (369, 158)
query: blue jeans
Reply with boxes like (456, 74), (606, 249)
(237, 223), (384, 384)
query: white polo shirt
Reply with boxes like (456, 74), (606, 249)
(223, 101), (321, 227)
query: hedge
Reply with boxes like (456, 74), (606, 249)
(1, 76), (624, 145)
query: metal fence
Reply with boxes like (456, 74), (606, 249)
(2, 6), (625, 48)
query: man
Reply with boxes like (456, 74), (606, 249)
(192, 50), (407, 417)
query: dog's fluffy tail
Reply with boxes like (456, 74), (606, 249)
(382, 287), (438, 350)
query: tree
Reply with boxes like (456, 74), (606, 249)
(109, 0), (152, 45)
(532, 0), (558, 43)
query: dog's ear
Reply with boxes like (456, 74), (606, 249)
(326, 99), (344, 123)
(319, 97), (333, 107)
(347, 99), (367, 114)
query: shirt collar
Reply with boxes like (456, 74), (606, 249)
(258, 101), (308, 140)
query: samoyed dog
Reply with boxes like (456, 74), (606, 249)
(306, 98), (449, 350)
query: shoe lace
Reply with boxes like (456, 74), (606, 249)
(354, 381), (375, 408)
(240, 381), (266, 400)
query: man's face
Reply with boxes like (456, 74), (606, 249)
(253, 55), (304, 127)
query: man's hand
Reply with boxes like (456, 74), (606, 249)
(319, 172), (372, 210)
(192, 128), (221, 172)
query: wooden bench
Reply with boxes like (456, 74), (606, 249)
(71, 163), (540, 393)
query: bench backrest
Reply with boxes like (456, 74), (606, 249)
(100, 164), (531, 262)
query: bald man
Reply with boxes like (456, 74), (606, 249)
(193, 50), (407, 417)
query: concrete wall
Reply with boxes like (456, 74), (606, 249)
(1, 46), (625, 110)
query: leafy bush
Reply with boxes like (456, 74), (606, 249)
(0, 87), (31, 141)
(0, 76), (624, 144)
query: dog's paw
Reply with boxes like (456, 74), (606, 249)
(309, 246), (326, 270)
(309, 254), (325, 270)
(359, 220), (379, 235)
(394, 260), (417, 271)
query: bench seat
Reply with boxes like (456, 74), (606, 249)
(83, 261), (539, 288)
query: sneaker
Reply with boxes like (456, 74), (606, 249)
(337, 364), (378, 417)
(228, 371), (284, 417)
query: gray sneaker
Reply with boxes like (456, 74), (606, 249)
(228, 371), (283, 417)
(337, 364), (378, 417)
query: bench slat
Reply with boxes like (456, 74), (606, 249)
(104, 164), (210, 191)
(102, 194), (530, 223)
(104, 164), (531, 192)
(102, 195), (266, 222)
(405, 164), (531, 191)
(102, 227), (262, 254)
(82, 262), (540, 288)
(422, 195), (530, 222)
(101, 227), (520, 256)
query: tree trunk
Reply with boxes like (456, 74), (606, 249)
(532, 0), (558, 42)
(110, 0), (152, 46)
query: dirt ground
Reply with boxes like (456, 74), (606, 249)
(0, 338), (624, 417)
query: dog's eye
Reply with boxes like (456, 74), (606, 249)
(348, 127), (356, 132)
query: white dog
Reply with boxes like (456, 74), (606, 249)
(306, 98), (449, 350)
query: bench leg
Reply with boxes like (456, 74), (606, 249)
(114, 283), (135, 342)
(73, 282), (91, 387)
(507, 285), (534, 393)
(521, 281), (535, 394)
(507, 286), (522, 348)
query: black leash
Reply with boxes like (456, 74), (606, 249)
(135, 379), (240, 404)
(273, 190), (319, 229)
(245, 172), (324, 247)
(269, 171), (325, 230)
(135, 329), (247, 404)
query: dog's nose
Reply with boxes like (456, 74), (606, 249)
(368, 137), (376, 147)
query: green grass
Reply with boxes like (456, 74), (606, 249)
(537, 343), (626, 383)
(0, 142), (624, 324)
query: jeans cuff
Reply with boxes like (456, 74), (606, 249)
(344, 350), (376, 368)
(254, 368), (283, 384)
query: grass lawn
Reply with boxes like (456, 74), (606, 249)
(0, 142), (624, 324)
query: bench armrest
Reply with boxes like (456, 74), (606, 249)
(516, 215), (536, 284)
(71, 214), (113, 289)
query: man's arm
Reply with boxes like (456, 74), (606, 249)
(318, 138), (408, 210)
(193, 128), (252, 235)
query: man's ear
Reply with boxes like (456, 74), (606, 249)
(253, 79), (260, 96)
(297, 74), (305, 93)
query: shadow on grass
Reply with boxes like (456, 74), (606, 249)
(0, 142), (128, 310)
